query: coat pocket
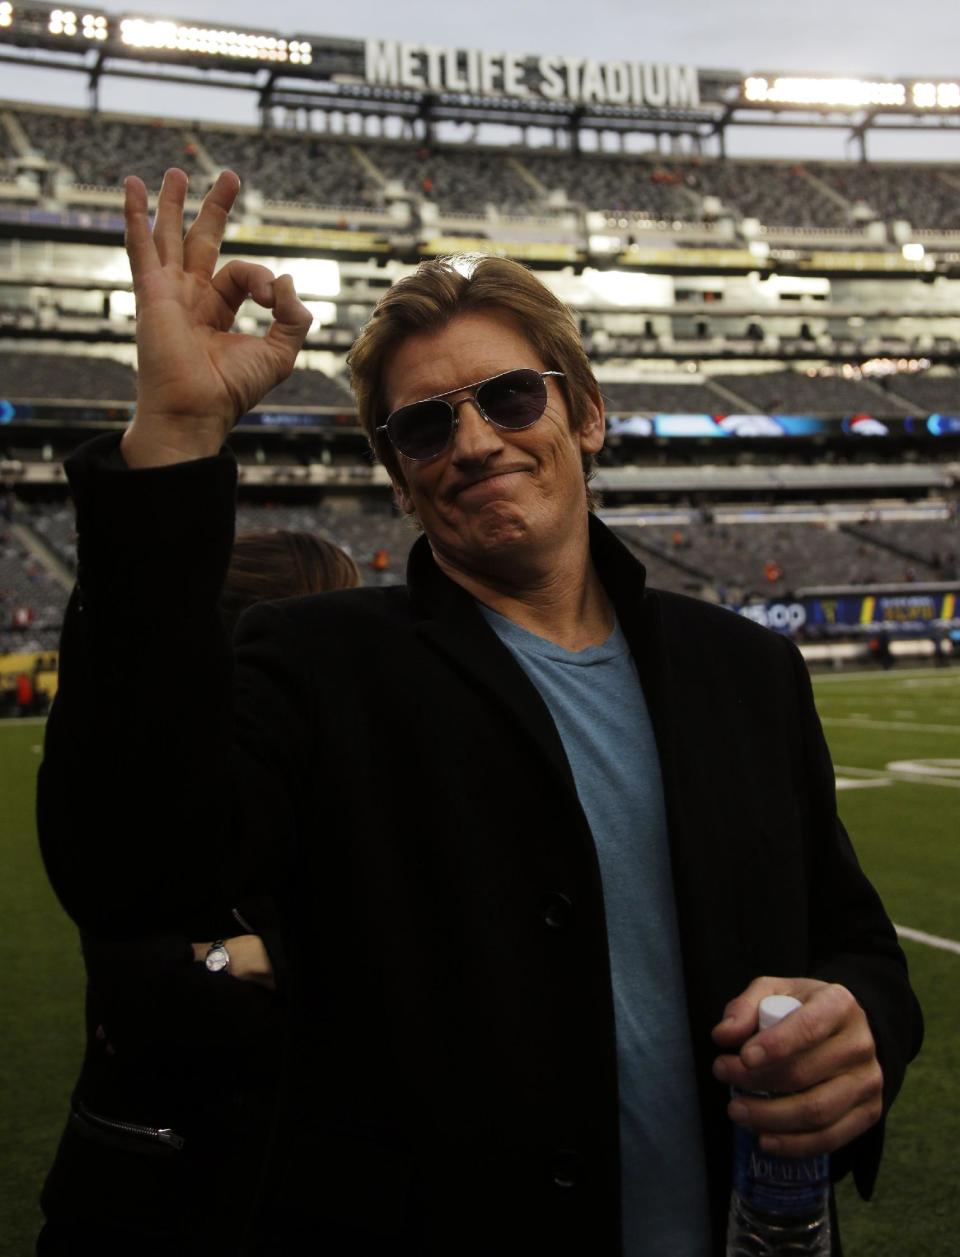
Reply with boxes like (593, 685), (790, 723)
(69, 1100), (185, 1155)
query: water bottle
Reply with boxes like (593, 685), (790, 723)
(725, 994), (831, 1256)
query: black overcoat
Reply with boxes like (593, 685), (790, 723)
(38, 435), (922, 1255)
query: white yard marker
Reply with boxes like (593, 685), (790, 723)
(822, 717), (960, 735)
(895, 925), (960, 956)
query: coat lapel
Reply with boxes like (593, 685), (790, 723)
(406, 535), (580, 800)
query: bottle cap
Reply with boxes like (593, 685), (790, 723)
(758, 994), (803, 1031)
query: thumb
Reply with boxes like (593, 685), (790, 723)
(712, 976), (801, 1048)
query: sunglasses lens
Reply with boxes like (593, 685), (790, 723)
(388, 399), (453, 460)
(477, 369), (548, 430)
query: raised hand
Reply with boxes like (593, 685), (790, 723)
(711, 976), (884, 1157)
(121, 168), (314, 468)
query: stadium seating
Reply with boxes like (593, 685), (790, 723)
(612, 515), (952, 600)
(358, 142), (539, 216)
(14, 109), (207, 192)
(8, 104), (959, 233)
(199, 128), (380, 209)
(809, 163), (960, 231)
(0, 351), (136, 401)
(600, 379), (729, 413)
(877, 371), (960, 413)
(673, 160), (848, 228)
(260, 369), (355, 408)
(711, 370), (904, 415)
(517, 153), (696, 218)
(0, 524), (67, 651)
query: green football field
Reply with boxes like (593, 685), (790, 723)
(1, 666), (957, 1256)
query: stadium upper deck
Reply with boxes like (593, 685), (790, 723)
(4, 102), (960, 241)
(0, 6), (958, 512)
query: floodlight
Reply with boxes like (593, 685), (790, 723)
(110, 290), (137, 319)
(118, 16), (296, 64)
(902, 243), (925, 262)
(49, 8), (78, 36)
(0, 2), (12, 29)
(284, 259), (340, 297)
(743, 75), (905, 109)
(303, 301), (337, 326)
(912, 82), (937, 108)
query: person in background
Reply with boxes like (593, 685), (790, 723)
(37, 529), (359, 1257)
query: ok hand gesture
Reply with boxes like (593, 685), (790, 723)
(121, 168), (314, 468)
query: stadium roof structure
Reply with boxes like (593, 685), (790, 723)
(3, 2), (960, 156)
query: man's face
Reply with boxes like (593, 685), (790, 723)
(382, 310), (604, 577)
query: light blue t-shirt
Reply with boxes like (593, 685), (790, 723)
(480, 606), (712, 1257)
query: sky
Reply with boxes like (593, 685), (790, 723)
(3, 0), (960, 159)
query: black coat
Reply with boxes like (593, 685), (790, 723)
(38, 435), (922, 1256)
(39, 906), (285, 1255)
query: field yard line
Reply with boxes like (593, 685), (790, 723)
(895, 925), (960, 956)
(812, 669), (958, 684)
(821, 717), (960, 734)
(835, 777), (892, 790)
(833, 765), (890, 776)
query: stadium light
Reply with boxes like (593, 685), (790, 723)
(912, 80), (960, 109)
(109, 290), (137, 319)
(902, 242), (925, 262)
(81, 12), (108, 40)
(581, 268), (672, 307)
(303, 300), (337, 326)
(0, 2), (12, 29)
(743, 76), (906, 108)
(49, 8), (78, 37)
(283, 258), (340, 297)
(118, 17), (311, 65)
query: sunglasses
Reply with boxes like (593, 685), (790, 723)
(376, 368), (565, 462)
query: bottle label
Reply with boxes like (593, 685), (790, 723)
(732, 1125), (830, 1215)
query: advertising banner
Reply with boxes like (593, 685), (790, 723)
(734, 591), (959, 636)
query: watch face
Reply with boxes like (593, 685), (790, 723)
(205, 945), (229, 973)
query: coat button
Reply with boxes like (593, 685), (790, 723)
(541, 892), (574, 929)
(552, 1148), (580, 1189)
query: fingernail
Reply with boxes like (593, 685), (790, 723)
(743, 1044), (766, 1068)
(729, 1102), (749, 1124)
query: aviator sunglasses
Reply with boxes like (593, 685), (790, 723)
(377, 368), (565, 462)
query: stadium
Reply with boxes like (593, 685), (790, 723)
(0, 2), (957, 1254)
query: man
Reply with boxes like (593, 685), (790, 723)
(38, 169), (921, 1256)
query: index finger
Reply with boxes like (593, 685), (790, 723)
(183, 169), (242, 277)
(124, 175), (160, 286)
(741, 984), (850, 1070)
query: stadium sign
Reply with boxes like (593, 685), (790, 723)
(733, 591), (959, 637)
(364, 40), (700, 109)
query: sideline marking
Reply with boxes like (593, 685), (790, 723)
(813, 668), (959, 684)
(835, 777), (891, 790)
(895, 925), (960, 957)
(833, 765), (893, 791)
(835, 760), (960, 789)
(885, 758), (960, 788)
(821, 717), (960, 735)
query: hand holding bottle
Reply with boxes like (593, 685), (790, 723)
(712, 976), (884, 1157)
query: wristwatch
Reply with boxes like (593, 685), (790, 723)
(204, 940), (230, 973)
